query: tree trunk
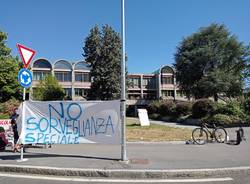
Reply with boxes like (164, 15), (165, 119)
(214, 93), (218, 102)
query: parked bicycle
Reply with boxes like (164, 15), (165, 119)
(192, 122), (227, 145)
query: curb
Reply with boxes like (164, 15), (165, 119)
(0, 164), (250, 179)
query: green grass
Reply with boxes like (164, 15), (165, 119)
(0, 113), (191, 142)
(0, 113), (9, 119)
(126, 118), (192, 142)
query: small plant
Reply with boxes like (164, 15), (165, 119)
(243, 98), (250, 115)
(175, 101), (192, 117)
(149, 113), (161, 120)
(147, 101), (161, 114)
(215, 102), (245, 118)
(2, 98), (20, 115)
(159, 100), (175, 116)
(202, 114), (232, 126)
(192, 99), (215, 118)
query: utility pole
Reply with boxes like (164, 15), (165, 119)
(121, 0), (127, 161)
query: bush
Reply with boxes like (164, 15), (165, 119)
(215, 102), (246, 118)
(0, 103), (4, 113)
(175, 101), (192, 117)
(147, 101), (161, 114)
(159, 100), (175, 116)
(192, 99), (215, 118)
(33, 75), (65, 101)
(244, 116), (250, 125)
(126, 105), (135, 117)
(2, 98), (20, 115)
(0, 126), (5, 133)
(202, 114), (232, 125)
(149, 113), (161, 120)
(243, 98), (250, 114)
(202, 113), (244, 126)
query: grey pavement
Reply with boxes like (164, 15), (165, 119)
(0, 141), (249, 169)
(0, 173), (247, 184)
(0, 121), (249, 179)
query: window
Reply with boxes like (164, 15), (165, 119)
(162, 77), (173, 84)
(143, 77), (156, 88)
(75, 72), (90, 82)
(161, 66), (174, 74)
(162, 90), (174, 97)
(64, 88), (72, 97)
(129, 77), (140, 88)
(177, 90), (185, 97)
(33, 71), (50, 81)
(55, 72), (71, 82)
(75, 88), (88, 97)
(143, 90), (157, 100)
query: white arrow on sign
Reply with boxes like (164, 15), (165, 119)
(17, 44), (36, 68)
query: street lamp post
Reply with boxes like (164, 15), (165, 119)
(121, 0), (127, 161)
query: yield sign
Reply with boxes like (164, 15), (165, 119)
(17, 44), (36, 68)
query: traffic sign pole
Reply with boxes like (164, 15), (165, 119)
(16, 43), (35, 162)
(21, 88), (25, 161)
(17, 87), (27, 162)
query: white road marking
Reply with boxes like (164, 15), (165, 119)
(0, 173), (233, 183)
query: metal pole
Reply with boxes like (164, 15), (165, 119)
(20, 88), (26, 161)
(121, 0), (127, 161)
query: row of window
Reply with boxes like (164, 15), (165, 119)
(33, 71), (90, 82)
(129, 76), (173, 88)
(128, 90), (175, 100)
(34, 72), (173, 85)
(63, 88), (89, 97)
(129, 77), (156, 88)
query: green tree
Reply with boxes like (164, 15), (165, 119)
(0, 31), (21, 102)
(33, 75), (65, 101)
(174, 23), (248, 101)
(83, 25), (122, 100)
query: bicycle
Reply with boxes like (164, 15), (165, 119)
(192, 122), (227, 145)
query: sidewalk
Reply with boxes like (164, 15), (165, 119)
(0, 118), (249, 178)
(0, 128), (249, 178)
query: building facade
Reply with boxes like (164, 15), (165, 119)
(31, 59), (185, 103)
(31, 59), (91, 100)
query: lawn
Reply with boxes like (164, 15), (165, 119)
(126, 118), (192, 142)
(0, 113), (191, 142)
(0, 113), (9, 119)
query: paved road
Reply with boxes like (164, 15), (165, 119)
(0, 121), (249, 182)
(0, 139), (249, 170)
(0, 127), (249, 170)
(0, 172), (249, 184)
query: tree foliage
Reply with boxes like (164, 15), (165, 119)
(33, 75), (65, 101)
(0, 31), (21, 102)
(83, 25), (122, 100)
(174, 23), (249, 101)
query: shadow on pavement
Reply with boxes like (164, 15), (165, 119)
(0, 151), (119, 161)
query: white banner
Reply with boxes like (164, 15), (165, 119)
(0, 119), (11, 131)
(17, 100), (120, 145)
(0, 119), (14, 144)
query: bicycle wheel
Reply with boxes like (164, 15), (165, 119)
(192, 128), (208, 145)
(214, 127), (227, 143)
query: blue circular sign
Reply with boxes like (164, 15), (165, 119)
(18, 68), (32, 88)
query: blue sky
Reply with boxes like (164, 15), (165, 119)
(0, 0), (250, 73)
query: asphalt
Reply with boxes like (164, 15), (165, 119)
(0, 120), (249, 179)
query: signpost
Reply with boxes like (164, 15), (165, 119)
(17, 43), (36, 162)
(18, 69), (33, 88)
(17, 44), (36, 68)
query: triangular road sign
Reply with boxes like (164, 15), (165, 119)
(17, 44), (36, 68)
